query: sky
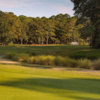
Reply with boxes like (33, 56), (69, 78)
(0, 0), (74, 18)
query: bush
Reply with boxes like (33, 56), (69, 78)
(54, 56), (66, 66)
(6, 53), (18, 61)
(54, 56), (77, 67)
(7, 53), (100, 70)
(70, 50), (100, 60)
(6, 53), (30, 62)
(26, 57), (35, 64)
(44, 55), (55, 65)
(30, 52), (37, 56)
(26, 55), (55, 65)
(68, 59), (78, 68)
(35, 55), (54, 65)
(17, 54), (30, 62)
(78, 59), (92, 69)
(92, 59), (100, 70)
(7, 53), (78, 68)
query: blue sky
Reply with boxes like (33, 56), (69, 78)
(0, 0), (74, 17)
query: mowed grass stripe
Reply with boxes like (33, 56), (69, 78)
(0, 64), (100, 100)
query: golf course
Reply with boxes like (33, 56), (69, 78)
(0, 0), (100, 99)
(0, 46), (100, 100)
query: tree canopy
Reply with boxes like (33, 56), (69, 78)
(71, 0), (100, 48)
(0, 10), (88, 45)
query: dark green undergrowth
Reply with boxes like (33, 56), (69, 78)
(70, 49), (100, 60)
(0, 45), (89, 57)
(0, 45), (100, 60)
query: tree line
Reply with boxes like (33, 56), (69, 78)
(71, 0), (100, 48)
(0, 10), (90, 45)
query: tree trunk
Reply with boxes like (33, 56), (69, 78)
(91, 23), (100, 48)
(46, 34), (48, 45)
(20, 38), (23, 45)
(41, 36), (44, 45)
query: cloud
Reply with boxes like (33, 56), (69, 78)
(0, 0), (44, 8)
(53, 5), (74, 16)
(0, 0), (74, 17)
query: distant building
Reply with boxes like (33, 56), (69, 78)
(71, 42), (79, 45)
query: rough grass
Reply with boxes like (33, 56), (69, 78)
(0, 45), (100, 59)
(0, 45), (90, 57)
(0, 64), (100, 100)
(0, 46), (100, 69)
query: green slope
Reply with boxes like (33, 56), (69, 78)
(0, 64), (100, 100)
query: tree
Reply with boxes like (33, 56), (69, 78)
(0, 11), (20, 45)
(71, 0), (100, 48)
(51, 14), (71, 44)
(19, 15), (31, 44)
(28, 18), (45, 44)
(0, 10), (86, 45)
(42, 18), (55, 44)
(0, 11), (9, 45)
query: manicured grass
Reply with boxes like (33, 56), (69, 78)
(0, 64), (100, 100)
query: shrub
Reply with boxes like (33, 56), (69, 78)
(6, 53), (18, 61)
(26, 55), (55, 65)
(71, 50), (100, 60)
(68, 59), (78, 68)
(30, 52), (37, 56)
(92, 59), (100, 70)
(6, 53), (30, 62)
(22, 55), (78, 67)
(78, 59), (92, 69)
(54, 56), (78, 67)
(17, 54), (30, 62)
(35, 55), (48, 65)
(7, 53), (99, 70)
(54, 56), (67, 66)
(44, 55), (55, 65)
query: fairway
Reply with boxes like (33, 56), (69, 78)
(0, 0), (100, 99)
(0, 63), (100, 100)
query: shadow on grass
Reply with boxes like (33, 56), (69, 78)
(67, 96), (100, 100)
(0, 78), (100, 100)
(0, 63), (53, 69)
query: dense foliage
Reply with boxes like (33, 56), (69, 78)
(0, 11), (88, 45)
(71, 0), (100, 48)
